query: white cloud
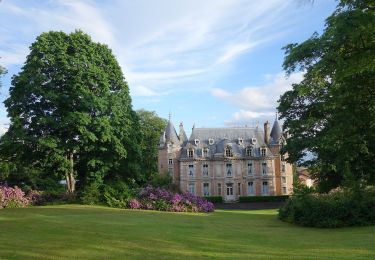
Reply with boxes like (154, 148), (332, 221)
(0, 126), (8, 136)
(131, 85), (160, 97)
(212, 72), (304, 124)
(0, 0), (116, 67)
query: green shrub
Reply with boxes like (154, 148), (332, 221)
(239, 196), (289, 203)
(81, 183), (101, 205)
(149, 173), (179, 192)
(103, 182), (134, 208)
(278, 187), (375, 228)
(204, 196), (223, 203)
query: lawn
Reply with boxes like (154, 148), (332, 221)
(0, 205), (374, 259)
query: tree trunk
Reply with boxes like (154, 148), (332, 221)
(66, 153), (75, 194)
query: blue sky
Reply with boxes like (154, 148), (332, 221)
(0, 0), (337, 136)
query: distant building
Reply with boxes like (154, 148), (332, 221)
(297, 167), (314, 188)
(158, 117), (294, 202)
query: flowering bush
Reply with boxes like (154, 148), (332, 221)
(0, 186), (30, 208)
(130, 185), (214, 213)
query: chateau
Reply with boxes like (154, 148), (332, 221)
(158, 118), (293, 202)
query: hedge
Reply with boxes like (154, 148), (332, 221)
(239, 195), (289, 203)
(204, 196), (223, 203)
(278, 188), (375, 228)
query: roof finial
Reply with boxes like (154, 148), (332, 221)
(168, 111), (171, 122)
(275, 111), (278, 120)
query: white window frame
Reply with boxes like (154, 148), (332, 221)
(188, 149), (194, 158)
(168, 158), (173, 165)
(261, 148), (267, 157)
(202, 163), (209, 176)
(188, 164), (195, 177)
(247, 181), (255, 196)
(226, 163), (232, 177)
(247, 162), (253, 175)
(203, 183), (210, 196)
(188, 183), (195, 195)
(262, 181), (269, 195)
(217, 183), (222, 196)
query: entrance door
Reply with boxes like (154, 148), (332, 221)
(225, 183), (234, 201)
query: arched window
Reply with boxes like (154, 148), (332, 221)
(202, 148), (209, 157)
(246, 147), (252, 157)
(188, 148), (194, 158)
(225, 146), (233, 157)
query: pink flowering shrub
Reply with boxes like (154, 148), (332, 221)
(130, 185), (214, 213)
(0, 186), (30, 208)
(128, 199), (141, 209)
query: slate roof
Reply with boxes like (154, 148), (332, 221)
(180, 127), (271, 159)
(164, 120), (180, 145)
(270, 119), (282, 144)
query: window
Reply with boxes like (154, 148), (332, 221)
(261, 148), (266, 157)
(202, 163), (209, 176)
(225, 147), (233, 157)
(188, 183), (195, 195)
(262, 181), (269, 195)
(246, 147), (252, 157)
(167, 143), (171, 153)
(247, 182), (254, 195)
(202, 148), (209, 157)
(226, 163), (232, 177)
(168, 158), (173, 165)
(262, 162), (267, 175)
(203, 183), (210, 196)
(217, 183), (222, 195)
(188, 164), (194, 177)
(247, 162), (253, 175)
(188, 149), (194, 158)
(237, 183), (241, 195)
(194, 139), (200, 145)
(209, 138), (214, 145)
(281, 162), (286, 173)
(282, 177), (286, 184)
(168, 168), (173, 177)
(238, 138), (243, 145)
(282, 186), (287, 195)
(251, 138), (257, 144)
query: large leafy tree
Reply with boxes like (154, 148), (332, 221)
(136, 109), (167, 180)
(1, 31), (138, 193)
(278, 0), (375, 192)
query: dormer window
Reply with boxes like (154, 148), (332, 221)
(238, 138), (243, 145)
(246, 147), (252, 157)
(261, 147), (267, 157)
(209, 139), (214, 145)
(188, 148), (194, 158)
(194, 139), (200, 145)
(225, 146), (233, 157)
(251, 138), (257, 144)
(202, 148), (209, 157)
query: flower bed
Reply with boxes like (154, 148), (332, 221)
(129, 186), (214, 213)
(0, 186), (30, 208)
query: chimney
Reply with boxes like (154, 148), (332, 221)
(264, 121), (270, 144)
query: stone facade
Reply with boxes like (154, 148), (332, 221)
(158, 119), (293, 202)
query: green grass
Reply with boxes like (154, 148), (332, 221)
(0, 205), (374, 259)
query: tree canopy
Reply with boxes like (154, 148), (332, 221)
(0, 31), (139, 192)
(278, 0), (375, 191)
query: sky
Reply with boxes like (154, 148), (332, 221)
(0, 0), (337, 136)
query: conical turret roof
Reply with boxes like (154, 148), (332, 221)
(270, 118), (282, 143)
(165, 120), (180, 144)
